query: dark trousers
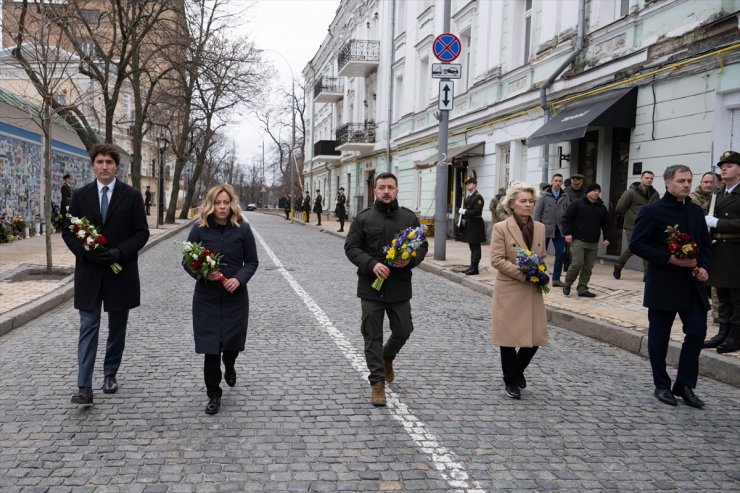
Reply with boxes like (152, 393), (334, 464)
(647, 294), (707, 390)
(204, 350), (238, 398)
(284, 209), (290, 220)
(77, 299), (129, 391)
(316, 212), (321, 225)
(715, 287), (740, 326)
(360, 299), (413, 384)
(339, 215), (345, 231)
(546, 233), (566, 281)
(145, 204), (151, 215)
(500, 346), (538, 385)
(468, 243), (481, 265)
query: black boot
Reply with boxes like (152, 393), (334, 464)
(703, 323), (729, 349)
(717, 324), (740, 354)
(464, 263), (479, 276)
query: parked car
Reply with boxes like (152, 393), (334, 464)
(246, 203), (257, 211)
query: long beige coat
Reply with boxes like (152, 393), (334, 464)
(490, 216), (549, 347)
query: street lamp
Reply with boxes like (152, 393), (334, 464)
(156, 135), (169, 228)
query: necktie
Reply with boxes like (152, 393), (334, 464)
(101, 186), (109, 220)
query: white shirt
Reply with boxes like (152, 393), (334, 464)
(97, 179), (116, 208)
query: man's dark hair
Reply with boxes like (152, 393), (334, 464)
(90, 143), (120, 166)
(374, 172), (397, 186)
(663, 164), (692, 182)
(552, 173), (563, 179)
(641, 170), (654, 177)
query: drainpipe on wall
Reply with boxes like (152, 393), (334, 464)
(386, 0), (396, 172)
(309, 62), (317, 194)
(539, 0), (585, 185)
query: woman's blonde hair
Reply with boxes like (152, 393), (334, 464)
(503, 181), (538, 214)
(198, 184), (243, 227)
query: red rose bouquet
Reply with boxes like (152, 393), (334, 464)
(665, 224), (699, 277)
(177, 241), (226, 284)
(66, 214), (122, 274)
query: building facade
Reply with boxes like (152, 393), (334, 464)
(303, 0), (740, 256)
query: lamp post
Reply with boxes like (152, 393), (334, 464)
(156, 135), (168, 228)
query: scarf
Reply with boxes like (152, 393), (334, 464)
(512, 213), (534, 250)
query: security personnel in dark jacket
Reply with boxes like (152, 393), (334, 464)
(313, 190), (323, 225)
(61, 173), (73, 216)
(302, 192), (311, 222)
(344, 172), (428, 407)
(704, 150), (740, 354)
(335, 187), (347, 232)
(631, 165), (711, 408)
(459, 177), (486, 275)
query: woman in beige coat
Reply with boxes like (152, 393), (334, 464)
(491, 182), (549, 399)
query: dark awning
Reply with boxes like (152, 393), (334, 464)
(414, 142), (485, 169)
(525, 87), (638, 147)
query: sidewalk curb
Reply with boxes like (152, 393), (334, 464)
(0, 220), (194, 338)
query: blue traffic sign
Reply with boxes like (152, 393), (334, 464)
(433, 33), (461, 62)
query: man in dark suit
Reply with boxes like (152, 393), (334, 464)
(335, 187), (347, 232)
(60, 174), (73, 216)
(62, 143), (150, 406)
(458, 177), (486, 275)
(704, 150), (740, 354)
(144, 186), (152, 215)
(313, 189), (323, 226)
(630, 164), (711, 408)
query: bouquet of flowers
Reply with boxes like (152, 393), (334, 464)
(515, 247), (549, 294)
(665, 224), (700, 276)
(177, 241), (226, 284)
(372, 225), (427, 291)
(67, 214), (123, 274)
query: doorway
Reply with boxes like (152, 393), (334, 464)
(366, 169), (375, 207)
(577, 130), (599, 185)
(606, 128), (630, 256)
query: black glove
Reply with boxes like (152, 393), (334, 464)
(97, 248), (122, 264)
(538, 273), (550, 286)
(83, 250), (106, 264)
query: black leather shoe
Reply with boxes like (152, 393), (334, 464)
(504, 383), (521, 399)
(224, 367), (236, 387)
(654, 388), (677, 406)
(205, 397), (221, 415)
(578, 291), (596, 298)
(517, 374), (527, 389)
(672, 384), (705, 408)
(562, 285), (571, 296)
(102, 375), (118, 394)
(464, 267), (479, 276)
(613, 265), (622, 279)
(71, 390), (94, 406)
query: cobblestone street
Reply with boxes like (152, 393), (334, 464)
(1, 213), (738, 492)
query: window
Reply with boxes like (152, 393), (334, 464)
(497, 143), (511, 190)
(620, 0), (630, 17)
(523, 0), (532, 65)
(395, 0), (407, 34)
(80, 9), (101, 26)
(461, 30), (472, 91)
(731, 109), (740, 150)
(414, 171), (423, 210)
(394, 74), (404, 120)
(417, 57), (429, 110)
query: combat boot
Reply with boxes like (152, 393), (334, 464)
(371, 381), (386, 406)
(384, 358), (395, 383)
(717, 325), (740, 354)
(464, 263), (479, 276)
(703, 323), (729, 349)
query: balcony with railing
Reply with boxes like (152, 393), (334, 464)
(335, 122), (375, 152)
(337, 40), (380, 77)
(313, 77), (344, 103)
(312, 139), (342, 162)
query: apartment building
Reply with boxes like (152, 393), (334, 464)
(303, 0), (740, 256)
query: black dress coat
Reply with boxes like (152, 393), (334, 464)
(313, 194), (323, 214)
(708, 186), (740, 289)
(62, 180), (150, 311)
(335, 192), (346, 218)
(630, 192), (711, 312)
(184, 216), (259, 354)
(462, 190), (487, 244)
(60, 182), (72, 215)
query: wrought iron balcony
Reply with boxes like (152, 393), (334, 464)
(312, 140), (341, 162)
(335, 122), (375, 152)
(313, 77), (344, 103)
(337, 40), (380, 77)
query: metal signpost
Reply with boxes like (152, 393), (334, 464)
(432, 6), (459, 260)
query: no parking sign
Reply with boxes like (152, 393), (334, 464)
(432, 33), (461, 62)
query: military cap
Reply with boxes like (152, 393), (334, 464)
(717, 150), (740, 166)
(464, 177), (477, 185)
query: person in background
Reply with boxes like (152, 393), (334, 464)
(459, 177), (486, 276)
(561, 183), (610, 298)
(564, 173), (585, 202)
(335, 187), (347, 232)
(689, 172), (719, 214)
(533, 173), (569, 287)
(613, 171), (660, 280)
(144, 186), (152, 216)
(313, 189), (323, 226)
(283, 193), (291, 220)
(302, 192), (311, 223)
(344, 173), (428, 407)
(490, 181), (549, 399)
(184, 184), (259, 415)
(488, 187), (508, 223)
(61, 173), (73, 216)
(630, 165), (711, 408)
(62, 143), (150, 406)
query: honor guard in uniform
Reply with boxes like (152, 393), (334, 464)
(704, 150), (740, 354)
(458, 177), (486, 275)
(313, 190), (323, 226)
(335, 187), (347, 232)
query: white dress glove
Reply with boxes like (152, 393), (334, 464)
(705, 215), (718, 228)
(458, 208), (466, 215)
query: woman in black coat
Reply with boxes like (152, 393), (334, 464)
(184, 184), (259, 415)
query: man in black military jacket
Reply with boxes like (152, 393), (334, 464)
(344, 173), (428, 406)
(704, 150), (740, 354)
(62, 143), (150, 406)
(631, 165), (711, 408)
(458, 177), (486, 275)
(302, 192), (311, 222)
(60, 174), (73, 216)
(313, 189), (323, 226)
(335, 187), (347, 232)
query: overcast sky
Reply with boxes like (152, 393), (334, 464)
(226, 0), (340, 168)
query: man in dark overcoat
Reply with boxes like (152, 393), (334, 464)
(335, 187), (347, 232)
(313, 189), (323, 226)
(62, 143), (150, 406)
(60, 173), (73, 216)
(704, 150), (740, 354)
(144, 186), (152, 215)
(283, 194), (291, 220)
(302, 192), (311, 222)
(630, 164), (711, 408)
(458, 176), (486, 275)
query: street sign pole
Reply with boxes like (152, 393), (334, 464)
(434, 0), (452, 261)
